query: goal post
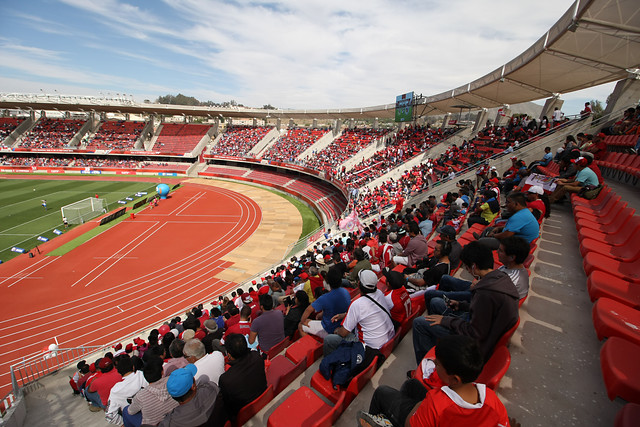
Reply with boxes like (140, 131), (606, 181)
(61, 198), (108, 224)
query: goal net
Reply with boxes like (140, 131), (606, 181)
(61, 198), (108, 224)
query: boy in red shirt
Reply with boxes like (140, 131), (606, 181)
(357, 335), (511, 427)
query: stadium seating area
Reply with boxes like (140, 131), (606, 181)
(154, 123), (212, 154)
(209, 125), (271, 157)
(303, 128), (390, 172)
(338, 125), (451, 188)
(0, 155), (72, 167)
(20, 118), (84, 149)
(0, 117), (25, 140)
(85, 120), (145, 150)
(262, 127), (330, 162)
(74, 158), (139, 168)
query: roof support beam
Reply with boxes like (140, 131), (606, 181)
(502, 77), (553, 97)
(545, 47), (627, 72)
(579, 17), (640, 35)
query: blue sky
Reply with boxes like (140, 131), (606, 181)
(0, 0), (615, 114)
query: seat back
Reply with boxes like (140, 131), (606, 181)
(476, 345), (511, 390)
(266, 336), (291, 360)
(346, 356), (379, 401)
(311, 391), (348, 427)
(495, 317), (520, 348)
(234, 385), (275, 427)
(379, 330), (400, 358)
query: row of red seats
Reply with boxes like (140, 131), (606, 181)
(0, 117), (25, 140)
(596, 152), (640, 185)
(570, 187), (640, 409)
(603, 133), (639, 151)
(155, 123), (211, 154)
(86, 120), (145, 150)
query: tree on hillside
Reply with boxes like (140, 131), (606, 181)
(590, 99), (604, 120)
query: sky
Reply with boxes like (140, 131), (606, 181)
(0, 0), (616, 115)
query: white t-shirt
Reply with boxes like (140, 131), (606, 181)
(194, 352), (225, 385)
(342, 289), (395, 349)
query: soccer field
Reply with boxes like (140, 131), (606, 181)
(0, 179), (158, 263)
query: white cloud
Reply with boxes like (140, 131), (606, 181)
(2, 0), (618, 110)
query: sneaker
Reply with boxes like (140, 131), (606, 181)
(357, 411), (393, 427)
(88, 404), (102, 412)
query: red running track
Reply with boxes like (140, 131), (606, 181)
(0, 183), (261, 397)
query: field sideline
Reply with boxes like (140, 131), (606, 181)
(0, 179), (158, 263)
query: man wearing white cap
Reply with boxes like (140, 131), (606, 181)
(323, 269), (395, 356)
(525, 186), (547, 223)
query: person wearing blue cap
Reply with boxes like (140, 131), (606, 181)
(158, 364), (226, 427)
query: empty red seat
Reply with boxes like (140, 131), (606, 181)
(233, 385), (275, 427)
(600, 337), (640, 403)
(579, 227), (640, 260)
(310, 355), (378, 406)
(576, 205), (634, 227)
(266, 355), (307, 395)
(615, 403), (640, 427)
(378, 330), (401, 358)
(588, 271), (640, 309)
(285, 334), (323, 366)
(267, 387), (347, 427)
(574, 199), (627, 222)
(583, 253), (640, 282)
(572, 192), (618, 215)
(575, 207), (635, 234)
(577, 216), (640, 244)
(592, 298), (640, 346)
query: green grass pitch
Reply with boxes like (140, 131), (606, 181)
(0, 179), (158, 263)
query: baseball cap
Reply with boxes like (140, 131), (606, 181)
(572, 157), (588, 167)
(436, 225), (456, 239)
(167, 364), (197, 397)
(358, 269), (378, 290)
(315, 254), (325, 265)
(527, 185), (544, 195)
(98, 357), (113, 370)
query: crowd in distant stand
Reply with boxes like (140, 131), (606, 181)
(74, 158), (139, 168)
(209, 125), (271, 156)
(86, 121), (145, 150)
(20, 118), (84, 149)
(263, 127), (330, 162)
(0, 155), (72, 167)
(303, 128), (390, 172)
(0, 117), (24, 140)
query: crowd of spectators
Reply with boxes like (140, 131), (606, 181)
(303, 128), (390, 172)
(337, 125), (452, 188)
(74, 158), (139, 168)
(20, 118), (84, 149)
(209, 125), (271, 157)
(0, 117), (25, 140)
(86, 121), (145, 150)
(262, 127), (330, 162)
(0, 155), (72, 167)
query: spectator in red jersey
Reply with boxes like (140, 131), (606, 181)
(223, 305), (252, 341)
(383, 268), (411, 328)
(86, 356), (122, 411)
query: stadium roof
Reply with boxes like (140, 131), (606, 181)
(1, 0), (638, 121)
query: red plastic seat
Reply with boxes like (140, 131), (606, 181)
(587, 271), (640, 309)
(577, 216), (640, 244)
(399, 304), (422, 339)
(574, 199), (626, 222)
(267, 387), (347, 427)
(576, 207), (635, 232)
(615, 403), (640, 427)
(233, 385), (275, 427)
(378, 330), (401, 358)
(600, 337), (640, 403)
(583, 252), (640, 282)
(495, 317), (520, 348)
(570, 185), (611, 208)
(592, 298), (640, 346)
(518, 294), (528, 308)
(266, 336), (291, 359)
(285, 334), (323, 366)
(310, 355), (378, 406)
(579, 227), (640, 261)
(572, 192), (618, 215)
(476, 346), (511, 390)
(576, 204), (633, 227)
(266, 355), (307, 395)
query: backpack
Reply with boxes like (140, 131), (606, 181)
(319, 341), (366, 389)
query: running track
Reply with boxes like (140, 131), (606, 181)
(0, 182), (262, 397)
